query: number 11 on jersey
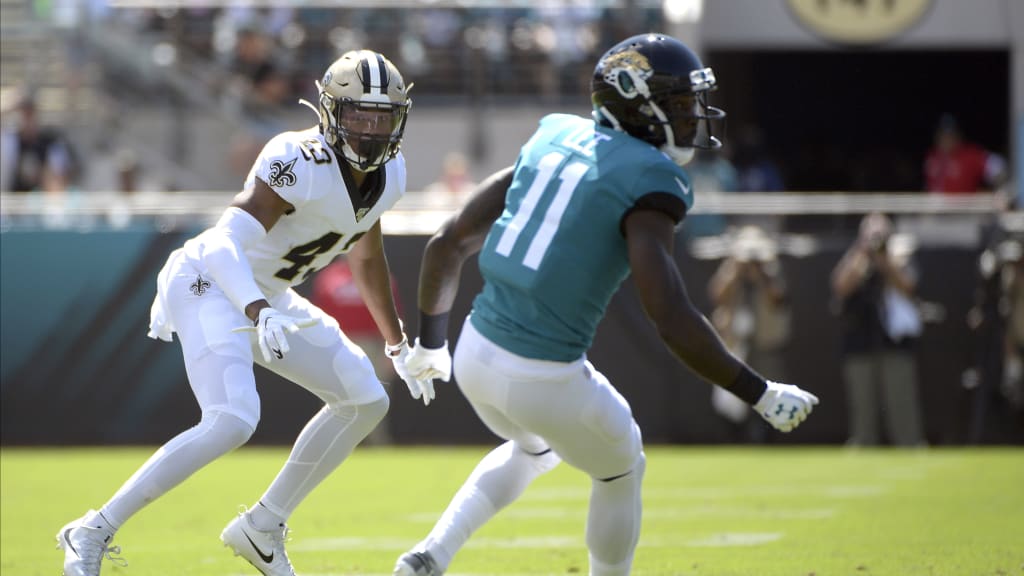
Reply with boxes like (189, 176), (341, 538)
(494, 152), (588, 270)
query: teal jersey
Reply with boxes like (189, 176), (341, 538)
(471, 113), (694, 361)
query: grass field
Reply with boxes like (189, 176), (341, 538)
(2, 446), (1021, 575)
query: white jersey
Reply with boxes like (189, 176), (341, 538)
(185, 127), (407, 298)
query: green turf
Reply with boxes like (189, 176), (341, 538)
(2, 446), (1021, 575)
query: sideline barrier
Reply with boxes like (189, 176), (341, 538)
(1, 192), (1019, 445)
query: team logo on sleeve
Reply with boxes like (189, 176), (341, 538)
(189, 274), (211, 296)
(268, 158), (298, 188)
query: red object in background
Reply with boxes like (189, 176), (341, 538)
(924, 142), (991, 194)
(312, 258), (401, 339)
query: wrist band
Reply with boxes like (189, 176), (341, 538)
(419, 311), (449, 349)
(384, 334), (408, 357)
(729, 365), (768, 406)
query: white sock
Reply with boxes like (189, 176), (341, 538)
(82, 510), (117, 534)
(100, 411), (253, 528)
(425, 441), (560, 570)
(258, 397), (388, 522)
(424, 485), (495, 569)
(586, 452), (645, 576)
(248, 502), (285, 532)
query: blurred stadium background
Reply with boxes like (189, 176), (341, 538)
(1, 0), (1023, 449)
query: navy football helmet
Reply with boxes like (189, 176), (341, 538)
(591, 33), (725, 166)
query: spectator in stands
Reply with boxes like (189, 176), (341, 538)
(708, 225), (792, 442)
(924, 114), (1007, 194)
(422, 151), (476, 209)
(229, 23), (274, 86)
(245, 61), (292, 120)
(0, 89), (77, 194)
(101, 149), (166, 229)
(831, 212), (926, 446)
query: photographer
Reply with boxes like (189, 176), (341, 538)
(831, 213), (926, 446)
(963, 207), (1024, 443)
(708, 226), (791, 441)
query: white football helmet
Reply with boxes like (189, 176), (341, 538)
(312, 50), (412, 172)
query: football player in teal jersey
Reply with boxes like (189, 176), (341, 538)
(393, 34), (819, 576)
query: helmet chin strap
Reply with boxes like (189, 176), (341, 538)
(648, 99), (695, 167)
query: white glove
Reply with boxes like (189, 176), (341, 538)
(232, 307), (317, 363)
(387, 336), (436, 406)
(406, 339), (452, 383)
(753, 381), (819, 432)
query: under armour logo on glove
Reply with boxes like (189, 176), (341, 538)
(753, 381), (819, 433)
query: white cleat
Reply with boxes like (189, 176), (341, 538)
(394, 550), (442, 576)
(220, 509), (297, 576)
(55, 510), (125, 576)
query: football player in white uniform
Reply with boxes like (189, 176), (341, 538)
(56, 50), (433, 576)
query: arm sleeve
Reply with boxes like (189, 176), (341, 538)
(619, 162), (692, 234)
(198, 207), (268, 314)
(620, 192), (688, 235)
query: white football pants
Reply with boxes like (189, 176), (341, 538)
(419, 317), (644, 576)
(99, 251), (387, 528)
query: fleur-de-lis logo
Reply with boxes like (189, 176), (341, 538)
(268, 158), (298, 188)
(189, 274), (211, 296)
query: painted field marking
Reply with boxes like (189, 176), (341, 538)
(291, 532), (786, 552)
(522, 484), (887, 501)
(407, 506), (835, 523)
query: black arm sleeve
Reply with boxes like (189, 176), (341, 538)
(620, 192), (688, 236)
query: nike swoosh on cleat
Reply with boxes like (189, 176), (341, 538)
(243, 532), (274, 563)
(63, 529), (79, 556)
(272, 348), (283, 359)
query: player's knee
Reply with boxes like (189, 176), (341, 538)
(202, 410), (256, 452)
(519, 445), (561, 474)
(598, 451), (645, 484)
(326, 394), (389, 429)
(358, 394), (390, 425)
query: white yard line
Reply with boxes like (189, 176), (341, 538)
(291, 532), (786, 552)
(522, 484), (887, 501)
(407, 506), (835, 523)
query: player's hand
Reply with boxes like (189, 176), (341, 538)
(406, 339), (452, 383)
(753, 381), (819, 432)
(232, 307), (317, 363)
(387, 336), (436, 406)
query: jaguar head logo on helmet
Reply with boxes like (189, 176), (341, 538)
(591, 34), (725, 166)
(303, 50), (413, 172)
